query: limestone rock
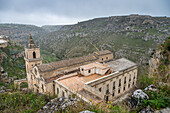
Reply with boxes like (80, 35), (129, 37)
(132, 89), (149, 100)
(139, 106), (154, 113)
(155, 107), (170, 113)
(38, 97), (79, 113)
(144, 84), (157, 92)
(0, 90), (5, 94)
(79, 110), (95, 113)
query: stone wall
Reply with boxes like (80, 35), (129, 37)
(86, 66), (138, 101)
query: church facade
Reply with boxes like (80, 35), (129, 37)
(24, 36), (138, 103)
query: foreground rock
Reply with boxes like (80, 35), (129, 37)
(127, 89), (149, 109)
(79, 110), (95, 113)
(144, 84), (157, 92)
(38, 97), (80, 113)
(132, 89), (149, 100)
(139, 106), (154, 113)
(155, 107), (170, 113)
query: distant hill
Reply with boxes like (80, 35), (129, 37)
(37, 15), (170, 68)
(0, 15), (169, 69)
(41, 25), (63, 32)
(0, 23), (48, 45)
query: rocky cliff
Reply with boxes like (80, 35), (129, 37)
(149, 38), (170, 83)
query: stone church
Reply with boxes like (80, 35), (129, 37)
(24, 36), (138, 103)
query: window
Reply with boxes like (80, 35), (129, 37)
(57, 88), (59, 94)
(106, 84), (109, 94)
(133, 76), (135, 79)
(129, 75), (131, 81)
(62, 91), (65, 97)
(106, 57), (108, 59)
(133, 82), (134, 85)
(102, 58), (103, 61)
(124, 86), (125, 91)
(107, 84), (109, 90)
(33, 52), (36, 58)
(88, 70), (91, 73)
(124, 77), (126, 84)
(113, 81), (115, 90)
(53, 84), (55, 94)
(112, 92), (114, 97)
(118, 89), (120, 93)
(82, 68), (84, 71)
(119, 79), (121, 87)
(99, 88), (102, 92)
(128, 84), (130, 88)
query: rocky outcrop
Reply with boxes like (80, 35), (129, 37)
(38, 97), (80, 113)
(144, 84), (157, 92)
(155, 107), (170, 113)
(132, 89), (149, 100)
(139, 106), (154, 113)
(148, 38), (170, 83)
(0, 52), (7, 64)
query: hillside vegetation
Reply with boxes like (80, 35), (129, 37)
(0, 41), (26, 88)
(41, 25), (63, 32)
(37, 15), (170, 69)
(0, 24), (47, 45)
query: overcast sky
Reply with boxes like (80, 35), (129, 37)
(0, 0), (169, 26)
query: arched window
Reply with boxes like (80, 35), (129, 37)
(33, 52), (36, 58)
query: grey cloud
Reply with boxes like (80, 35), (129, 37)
(0, 0), (169, 26)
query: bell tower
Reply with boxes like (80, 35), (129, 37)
(24, 34), (42, 74)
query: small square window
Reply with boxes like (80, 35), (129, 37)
(88, 70), (91, 73)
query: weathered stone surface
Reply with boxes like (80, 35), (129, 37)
(139, 106), (154, 113)
(155, 107), (170, 113)
(144, 84), (157, 92)
(127, 89), (149, 109)
(79, 110), (95, 113)
(37, 97), (79, 113)
(132, 89), (149, 100)
(0, 90), (5, 94)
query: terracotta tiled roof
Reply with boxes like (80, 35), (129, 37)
(38, 54), (97, 73)
(37, 50), (112, 81)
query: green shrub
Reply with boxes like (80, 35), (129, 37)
(139, 74), (154, 88)
(0, 91), (49, 113)
(142, 91), (170, 110)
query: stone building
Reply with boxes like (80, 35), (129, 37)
(23, 36), (138, 103)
